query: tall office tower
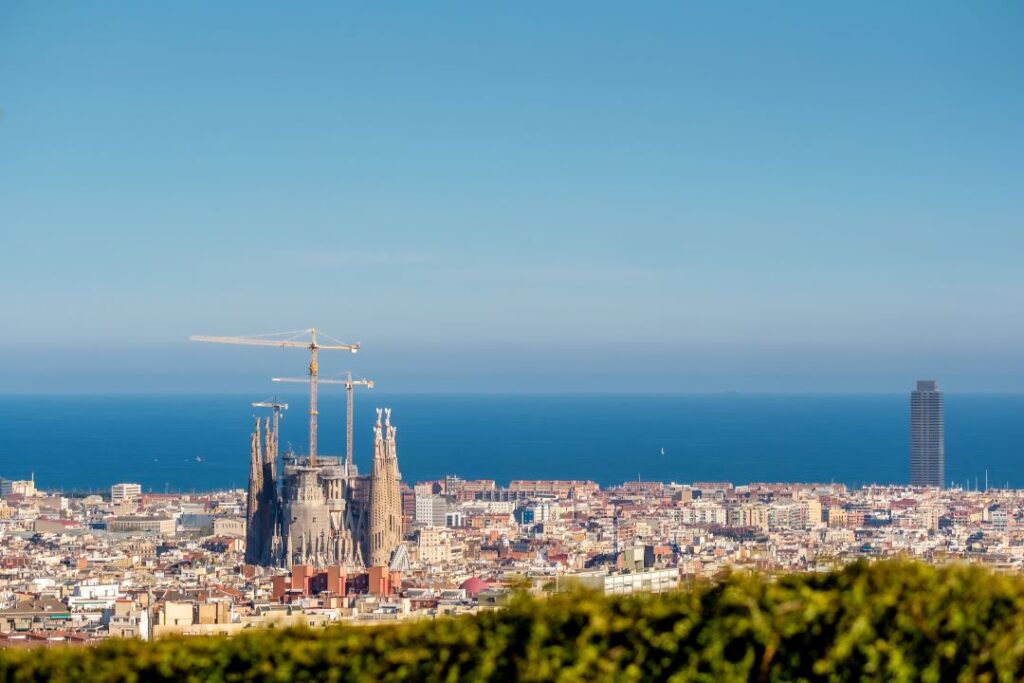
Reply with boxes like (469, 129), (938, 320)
(910, 380), (945, 487)
(368, 408), (403, 567)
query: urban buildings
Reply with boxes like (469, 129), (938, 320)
(911, 380), (945, 487)
(6, 470), (1024, 647)
(0, 477), (36, 498)
(1, 368), (1012, 648)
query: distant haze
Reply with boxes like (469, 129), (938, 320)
(1, 2), (1021, 393)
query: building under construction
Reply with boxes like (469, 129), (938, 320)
(245, 407), (403, 570)
(191, 329), (404, 571)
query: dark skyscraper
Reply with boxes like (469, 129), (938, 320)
(910, 380), (944, 487)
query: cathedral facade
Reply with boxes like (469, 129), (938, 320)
(245, 408), (403, 570)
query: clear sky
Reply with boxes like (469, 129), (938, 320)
(1, 2), (1021, 393)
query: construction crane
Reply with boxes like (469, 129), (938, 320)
(251, 398), (288, 438)
(272, 371), (373, 472)
(190, 328), (359, 465)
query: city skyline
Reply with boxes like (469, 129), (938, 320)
(2, 2), (1023, 393)
(4, 391), (1021, 493)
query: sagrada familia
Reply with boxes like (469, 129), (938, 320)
(244, 408), (404, 570)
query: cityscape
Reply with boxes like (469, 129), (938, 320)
(3, 358), (1018, 645)
(2, 2), (1021, 679)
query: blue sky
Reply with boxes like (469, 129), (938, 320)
(1, 2), (1022, 392)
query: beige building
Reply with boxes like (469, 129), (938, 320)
(508, 480), (599, 498)
(108, 515), (175, 535)
(730, 504), (769, 531)
(920, 507), (941, 531)
(213, 517), (245, 537)
(153, 600), (233, 638)
(157, 601), (193, 627)
(802, 498), (823, 526)
(416, 527), (465, 565)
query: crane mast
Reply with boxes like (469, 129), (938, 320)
(343, 371), (374, 472)
(309, 333), (319, 465)
(191, 328), (359, 466)
(272, 371), (373, 472)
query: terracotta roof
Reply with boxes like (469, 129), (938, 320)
(459, 577), (490, 595)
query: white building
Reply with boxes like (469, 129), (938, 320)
(111, 483), (142, 504)
(525, 502), (559, 523)
(564, 567), (680, 596)
(682, 501), (727, 526)
(68, 582), (120, 612)
(415, 495), (448, 527)
(992, 507), (1009, 531)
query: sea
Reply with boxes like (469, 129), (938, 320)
(0, 393), (1021, 494)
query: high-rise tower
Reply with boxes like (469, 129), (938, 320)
(367, 408), (403, 567)
(910, 380), (944, 487)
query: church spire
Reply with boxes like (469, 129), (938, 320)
(368, 407), (403, 568)
(245, 416), (264, 565)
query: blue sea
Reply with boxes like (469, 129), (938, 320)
(0, 394), (1021, 493)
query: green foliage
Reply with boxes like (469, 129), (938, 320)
(4, 561), (1024, 682)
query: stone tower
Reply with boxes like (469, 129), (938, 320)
(367, 408), (402, 567)
(283, 465), (333, 566)
(245, 417), (283, 566)
(244, 417), (263, 565)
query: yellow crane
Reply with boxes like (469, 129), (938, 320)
(191, 328), (359, 465)
(273, 371), (373, 472)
